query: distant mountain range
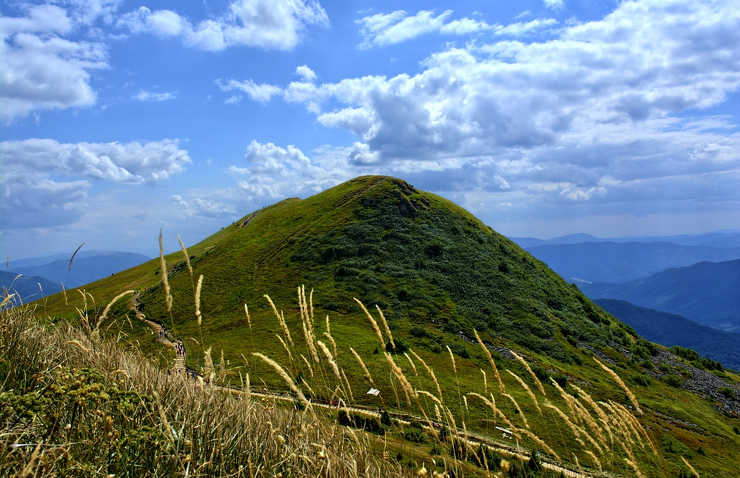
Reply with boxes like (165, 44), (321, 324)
(583, 259), (740, 333)
(512, 230), (740, 248)
(4, 251), (150, 296)
(524, 241), (740, 283)
(1, 270), (62, 305)
(595, 299), (740, 370)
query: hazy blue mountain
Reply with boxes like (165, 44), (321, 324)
(0, 270), (62, 304)
(583, 259), (740, 332)
(7, 251), (150, 289)
(510, 230), (740, 249)
(619, 230), (740, 248)
(524, 241), (740, 283)
(510, 233), (601, 248)
(595, 299), (740, 370)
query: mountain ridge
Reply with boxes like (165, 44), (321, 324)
(595, 299), (740, 370)
(583, 259), (740, 332)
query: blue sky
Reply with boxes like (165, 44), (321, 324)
(2, 0), (740, 258)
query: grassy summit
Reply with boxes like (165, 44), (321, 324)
(35, 175), (739, 477)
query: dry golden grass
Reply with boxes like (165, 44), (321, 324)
(505, 369), (542, 415)
(510, 350), (545, 396)
(376, 304), (395, 350)
(0, 304), (405, 478)
(194, 274), (204, 327)
(593, 356), (642, 415)
(350, 346), (375, 386)
(253, 352), (310, 407)
(410, 348), (443, 400)
(158, 229), (173, 314)
(354, 297), (385, 347)
(96, 289), (134, 330)
(265, 294), (293, 347)
(502, 392), (529, 429)
(473, 329), (504, 392)
(681, 456), (700, 478)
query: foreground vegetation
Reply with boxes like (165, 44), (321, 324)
(0, 304), (409, 477)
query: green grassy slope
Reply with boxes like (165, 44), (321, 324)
(37, 176), (740, 477)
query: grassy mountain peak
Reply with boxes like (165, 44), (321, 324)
(34, 175), (740, 477)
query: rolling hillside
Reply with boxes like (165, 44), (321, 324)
(595, 299), (740, 370)
(583, 259), (740, 332)
(38, 176), (740, 477)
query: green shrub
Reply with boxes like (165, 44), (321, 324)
(633, 374), (652, 387)
(718, 387), (734, 399)
(664, 374), (683, 387)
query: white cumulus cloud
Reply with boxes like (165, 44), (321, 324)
(0, 3), (108, 122)
(118, 0), (328, 51)
(133, 89), (177, 102)
(1, 138), (191, 228)
(216, 79), (282, 103)
(356, 9), (557, 48)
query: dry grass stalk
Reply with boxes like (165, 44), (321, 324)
(96, 289), (135, 330)
(350, 347), (375, 386)
(599, 400), (636, 449)
(384, 352), (417, 406)
(611, 400), (656, 455)
(300, 354), (314, 377)
(624, 457), (645, 478)
(409, 349), (443, 400)
(506, 370), (542, 415)
(0, 293), (15, 309)
(419, 389), (443, 406)
(403, 352), (418, 375)
(158, 229), (173, 313)
(584, 450), (602, 472)
(480, 369), (487, 393)
(375, 305), (395, 350)
(570, 383), (615, 445)
(446, 345), (457, 374)
(681, 456), (700, 478)
(177, 234), (194, 280)
(516, 428), (560, 462)
(318, 340), (342, 384)
(264, 294), (293, 346)
(194, 274), (204, 327)
(308, 287), (314, 322)
(510, 350), (545, 396)
(549, 377), (577, 418)
(276, 334), (294, 363)
(503, 392), (529, 429)
(243, 303), (251, 329)
(434, 404), (442, 423)
(474, 329), (504, 392)
(353, 298), (385, 347)
(323, 331), (338, 359)
(593, 356), (642, 415)
(341, 369), (355, 402)
(253, 352), (309, 407)
(245, 372), (250, 401)
(572, 397), (607, 448)
(65, 339), (91, 353)
(203, 346), (215, 381)
(467, 392), (516, 432)
(544, 402), (588, 450)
